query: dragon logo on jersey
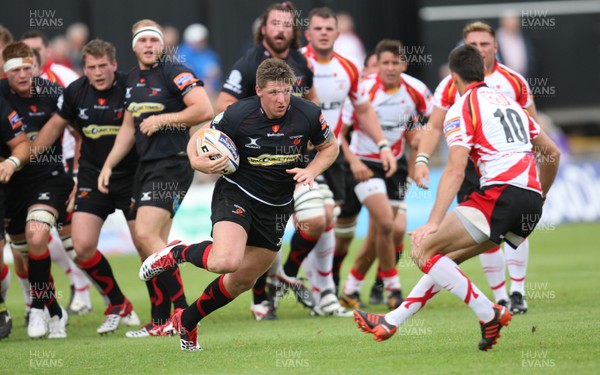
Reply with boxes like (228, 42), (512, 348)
(127, 102), (165, 117)
(247, 154), (302, 167)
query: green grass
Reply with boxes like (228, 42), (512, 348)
(2, 223), (599, 374)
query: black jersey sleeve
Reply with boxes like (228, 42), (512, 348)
(56, 77), (82, 121)
(221, 55), (255, 100)
(210, 103), (242, 140)
(301, 100), (329, 147)
(0, 98), (24, 144)
(163, 64), (204, 98)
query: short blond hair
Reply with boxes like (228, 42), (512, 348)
(462, 21), (496, 40)
(131, 19), (163, 36)
(256, 58), (296, 89)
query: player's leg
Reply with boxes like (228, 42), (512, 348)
(479, 245), (509, 306)
(25, 204), (68, 339)
(505, 239), (529, 313)
(0, 235), (13, 339)
(340, 217), (376, 309)
(49, 224), (93, 316)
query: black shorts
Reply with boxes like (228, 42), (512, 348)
(459, 185), (543, 246)
(75, 167), (136, 221)
(339, 157), (408, 218)
(211, 178), (293, 251)
(457, 159), (480, 204)
(5, 172), (73, 235)
(132, 156), (194, 218)
(317, 149), (347, 203)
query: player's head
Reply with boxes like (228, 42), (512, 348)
(462, 21), (497, 73)
(375, 39), (407, 88)
(256, 2), (301, 54)
(82, 39), (118, 91)
(31, 48), (42, 77)
(255, 58), (295, 119)
(131, 19), (164, 68)
(362, 51), (377, 77)
(0, 24), (14, 76)
(2, 41), (35, 96)
(21, 30), (50, 67)
(448, 44), (485, 91)
(305, 7), (339, 55)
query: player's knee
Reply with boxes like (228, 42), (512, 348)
(298, 215), (326, 238)
(377, 218), (394, 236)
(209, 254), (242, 274)
(72, 237), (97, 260)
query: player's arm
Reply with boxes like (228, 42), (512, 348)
(216, 92), (238, 113)
(98, 111), (136, 193)
(340, 124), (371, 183)
(354, 101), (396, 177)
(139, 86), (214, 136)
(411, 145), (469, 247)
(30, 113), (70, 158)
(405, 125), (420, 181)
(414, 106), (447, 189)
(0, 132), (30, 183)
(531, 129), (560, 199)
(288, 130), (339, 188)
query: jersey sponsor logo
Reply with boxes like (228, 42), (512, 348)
(127, 102), (166, 117)
(245, 137), (261, 149)
(57, 94), (64, 110)
(8, 110), (23, 130)
(443, 118), (460, 136)
(320, 101), (342, 110)
(319, 114), (327, 130)
(223, 70), (242, 94)
(140, 191), (152, 201)
(271, 125), (280, 133)
(94, 98), (109, 109)
(125, 87), (132, 98)
(78, 107), (89, 120)
(38, 192), (50, 200)
(137, 78), (146, 87)
(247, 153), (302, 166)
(82, 124), (121, 139)
(173, 72), (198, 91)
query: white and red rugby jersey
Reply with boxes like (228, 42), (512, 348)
(434, 61), (533, 110)
(302, 44), (368, 137)
(443, 82), (541, 193)
(346, 72), (433, 162)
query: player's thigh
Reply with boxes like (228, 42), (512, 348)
(211, 220), (248, 267)
(135, 206), (172, 243)
(71, 211), (105, 253)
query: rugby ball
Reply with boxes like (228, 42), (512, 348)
(194, 128), (240, 175)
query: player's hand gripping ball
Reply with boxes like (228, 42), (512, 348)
(194, 128), (240, 175)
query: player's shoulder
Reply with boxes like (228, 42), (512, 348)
(290, 95), (321, 118)
(495, 62), (528, 84)
(226, 96), (260, 119)
(115, 71), (129, 86)
(401, 73), (430, 92)
(0, 78), (10, 97)
(64, 75), (88, 92)
(435, 74), (454, 92)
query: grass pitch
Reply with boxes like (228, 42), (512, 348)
(1, 222), (599, 374)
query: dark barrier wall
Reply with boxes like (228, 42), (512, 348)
(3, 0), (598, 124)
(1, 0), (417, 77)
